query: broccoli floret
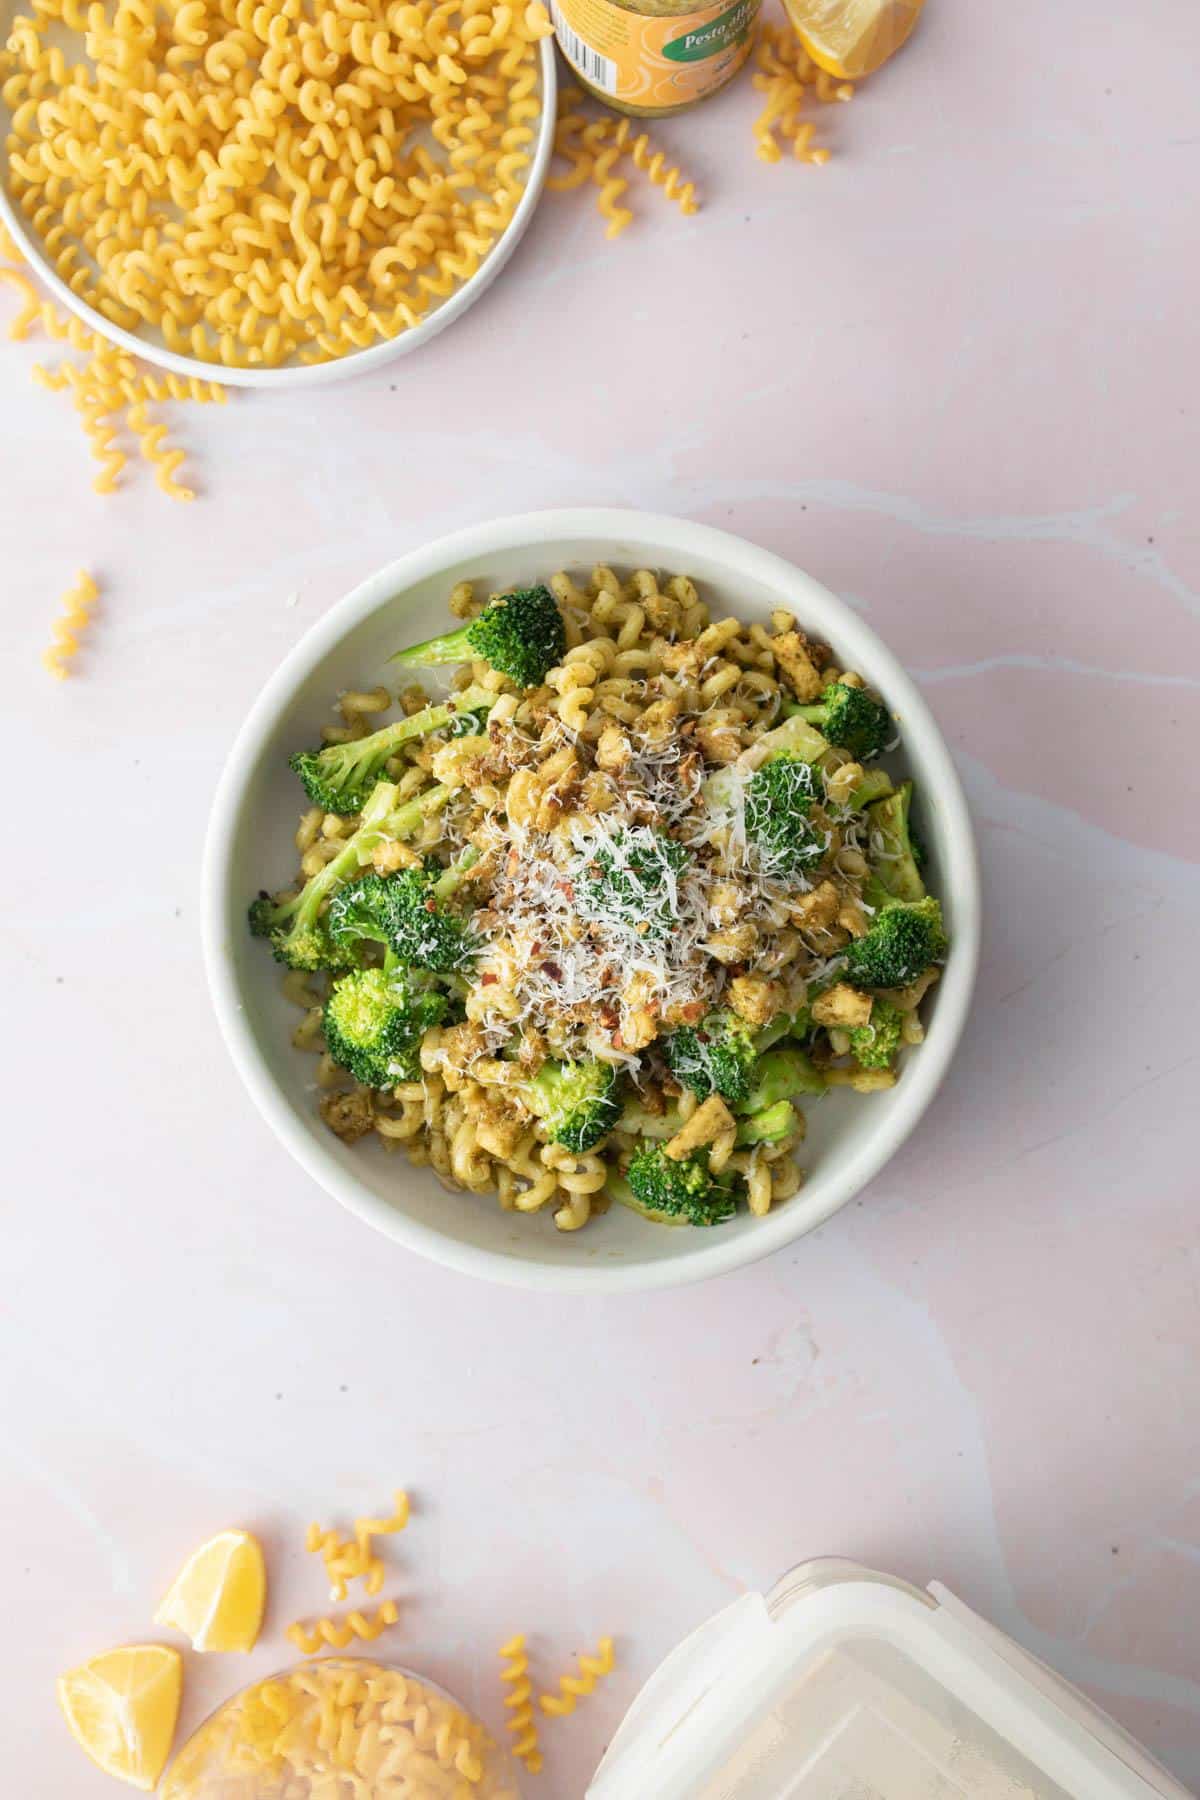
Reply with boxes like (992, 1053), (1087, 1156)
(622, 1143), (737, 1227)
(865, 781), (926, 904)
(844, 767), (894, 812)
(664, 1008), (757, 1107)
(796, 682), (892, 759)
(738, 1045), (826, 1112)
(847, 998), (904, 1070)
(247, 781), (450, 969)
(289, 687), (495, 814)
(844, 897), (948, 990)
(526, 1059), (620, 1153)
(390, 585), (565, 688)
(735, 1099), (797, 1145)
(323, 966), (447, 1088)
(576, 825), (690, 941)
(248, 898), (350, 972)
(328, 863), (477, 974)
(744, 753), (826, 878)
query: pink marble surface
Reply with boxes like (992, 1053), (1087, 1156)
(3, 0), (1199, 1789)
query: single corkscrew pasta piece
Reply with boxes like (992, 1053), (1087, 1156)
(499, 1634), (543, 1774)
(611, 120), (698, 216)
(43, 569), (99, 680)
(539, 1636), (615, 1716)
(285, 1599), (398, 1656)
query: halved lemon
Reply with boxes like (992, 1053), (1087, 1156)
(783, 0), (924, 80)
(57, 1645), (183, 1791)
(154, 1529), (266, 1653)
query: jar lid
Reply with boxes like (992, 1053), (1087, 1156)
(587, 1558), (1190, 1800)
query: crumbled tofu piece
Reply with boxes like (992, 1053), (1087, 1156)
(581, 770), (618, 813)
(517, 1029), (548, 1073)
(371, 838), (422, 875)
(666, 1093), (734, 1158)
(320, 1088), (376, 1143)
(772, 631), (825, 702)
(705, 921), (758, 963)
(708, 881), (746, 928)
(636, 697), (681, 741)
(695, 721), (743, 764)
(659, 639), (704, 679)
(811, 983), (874, 1028)
(825, 760), (864, 806)
(789, 879), (841, 931)
(475, 1092), (530, 1159)
(728, 973), (784, 1028)
(431, 735), (491, 788)
(595, 724), (633, 772)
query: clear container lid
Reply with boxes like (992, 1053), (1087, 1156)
(587, 1558), (1192, 1800)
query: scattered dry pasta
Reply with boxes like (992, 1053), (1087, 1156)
(548, 85), (698, 238)
(499, 1634), (542, 1774)
(160, 1659), (519, 1798)
(285, 1598), (398, 1654)
(0, 0), (552, 369)
(43, 568), (99, 679)
(539, 1635), (615, 1716)
(4, 234), (222, 501)
(751, 13), (854, 164)
(306, 1486), (410, 1598)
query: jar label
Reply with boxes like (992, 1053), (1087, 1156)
(551, 0), (760, 109)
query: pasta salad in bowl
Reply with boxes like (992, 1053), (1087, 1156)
(204, 510), (980, 1291)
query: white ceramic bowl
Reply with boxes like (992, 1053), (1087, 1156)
(0, 38), (555, 390)
(203, 509), (981, 1292)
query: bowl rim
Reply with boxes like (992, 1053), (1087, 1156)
(0, 38), (556, 391)
(201, 508), (982, 1294)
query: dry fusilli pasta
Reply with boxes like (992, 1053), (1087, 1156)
(499, 1633), (543, 1774)
(42, 569), (98, 679)
(539, 1636), (615, 1716)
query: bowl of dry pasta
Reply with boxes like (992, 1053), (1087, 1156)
(0, 0), (556, 384)
(203, 508), (981, 1292)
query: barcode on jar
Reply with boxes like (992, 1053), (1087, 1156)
(550, 1), (619, 92)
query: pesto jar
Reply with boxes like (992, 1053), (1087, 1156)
(550, 0), (761, 117)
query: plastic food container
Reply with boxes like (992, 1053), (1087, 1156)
(588, 1558), (1192, 1799)
(550, 0), (760, 115)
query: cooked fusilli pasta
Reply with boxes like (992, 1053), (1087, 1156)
(250, 564), (949, 1234)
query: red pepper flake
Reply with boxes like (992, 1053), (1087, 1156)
(558, 879), (575, 901)
(612, 1029), (625, 1050)
(541, 961), (563, 980)
(424, 897), (438, 912)
(481, 971), (498, 986)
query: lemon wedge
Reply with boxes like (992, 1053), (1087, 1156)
(57, 1645), (183, 1791)
(784, 0), (924, 80)
(154, 1529), (266, 1653)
